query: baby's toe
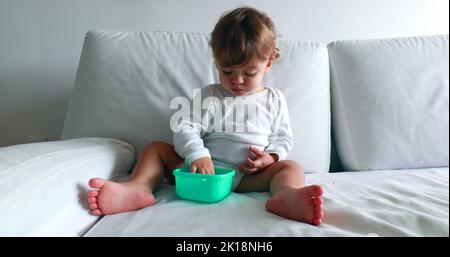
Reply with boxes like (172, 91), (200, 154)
(313, 218), (322, 226)
(307, 185), (324, 198)
(315, 206), (321, 214)
(89, 178), (106, 189)
(90, 203), (98, 210)
(312, 197), (323, 207)
(312, 197), (324, 221)
(88, 197), (97, 203)
(91, 209), (102, 216)
(315, 210), (324, 220)
(88, 190), (99, 197)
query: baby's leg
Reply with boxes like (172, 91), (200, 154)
(235, 160), (324, 225)
(88, 141), (185, 215)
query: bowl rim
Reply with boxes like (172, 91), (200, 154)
(173, 167), (235, 179)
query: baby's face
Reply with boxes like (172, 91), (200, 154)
(217, 57), (272, 96)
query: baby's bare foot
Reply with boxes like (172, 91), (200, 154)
(265, 185), (324, 225)
(88, 178), (155, 215)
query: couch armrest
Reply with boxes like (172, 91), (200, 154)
(0, 137), (135, 236)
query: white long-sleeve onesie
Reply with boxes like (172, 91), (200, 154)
(172, 84), (293, 172)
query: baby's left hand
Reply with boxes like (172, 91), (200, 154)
(238, 146), (277, 175)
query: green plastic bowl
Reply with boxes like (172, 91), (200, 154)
(173, 167), (236, 203)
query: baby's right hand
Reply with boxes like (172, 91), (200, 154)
(190, 157), (215, 174)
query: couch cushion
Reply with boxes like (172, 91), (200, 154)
(0, 138), (135, 236)
(62, 30), (330, 173)
(329, 35), (449, 171)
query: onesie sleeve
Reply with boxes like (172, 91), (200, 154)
(172, 85), (215, 167)
(264, 89), (294, 161)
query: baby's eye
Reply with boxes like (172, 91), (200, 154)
(222, 70), (232, 75)
(245, 72), (257, 77)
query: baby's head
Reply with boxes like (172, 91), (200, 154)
(210, 7), (280, 96)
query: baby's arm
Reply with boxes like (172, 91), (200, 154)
(238, 90), (293, 174)
(264, 89), (294, 161)
(172, 86), (214, 173)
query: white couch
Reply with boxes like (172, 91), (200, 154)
(0, 31), (448, 236)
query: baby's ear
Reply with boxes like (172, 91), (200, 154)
(265, 59), (273, 73)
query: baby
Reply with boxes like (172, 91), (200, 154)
(88, 7), (324, 226)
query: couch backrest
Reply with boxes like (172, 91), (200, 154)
(62, 30), (331, 173)
(329, 35), (449, 171)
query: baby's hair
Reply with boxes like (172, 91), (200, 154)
(210, 7), (280, 68)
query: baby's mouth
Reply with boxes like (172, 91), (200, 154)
(231, 88), (245, 94)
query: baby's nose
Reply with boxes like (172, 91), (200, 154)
(231, 75), (244, 84)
